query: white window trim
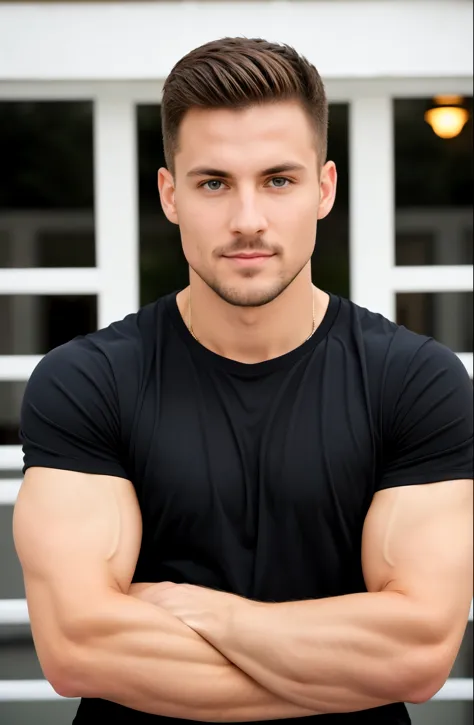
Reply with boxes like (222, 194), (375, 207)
(94, 92), (139, 329)
(349, 95), (395, 320)
(0, 268), (100, 295)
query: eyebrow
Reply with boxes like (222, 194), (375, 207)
(186, 162), (306, 179)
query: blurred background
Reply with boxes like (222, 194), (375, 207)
(0, 1), (472, 723)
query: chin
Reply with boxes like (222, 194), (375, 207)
(208, 280), (290, 308)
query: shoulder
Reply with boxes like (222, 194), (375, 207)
(335, 296), (471, 407)
(19, 296), (172, 477)
(338, 296), (425, 355)
(80, 295), (168, 370)
(335, 301), (473, 489)
(338, 295), (464, 372)
(28, 295), (168, 389)
(21, 295), (173, 431)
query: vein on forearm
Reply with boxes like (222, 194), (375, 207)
(71, 591), (318, 721)
(194, 591), (442, 713)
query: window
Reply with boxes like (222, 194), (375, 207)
(394, 97), (473, 355)
(0, 101), (95, 269)
(0, 101), (97, 454)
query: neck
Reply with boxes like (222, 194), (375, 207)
(176, 269), (329, 364)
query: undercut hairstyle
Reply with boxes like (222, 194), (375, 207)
(161, 37), (328, 176)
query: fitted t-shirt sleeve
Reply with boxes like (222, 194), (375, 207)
(20, 338), (129, 479)
(379, 338), (473, 490)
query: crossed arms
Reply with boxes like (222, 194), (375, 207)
(13, 467), (472, 721)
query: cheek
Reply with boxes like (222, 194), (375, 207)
(275, 196), (318, 245)
(178, 199), (228, 254)
(178, 196), (225, 233)
(178, 213), (216, 265)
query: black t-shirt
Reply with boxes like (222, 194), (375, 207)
(20, 291), (474, 725)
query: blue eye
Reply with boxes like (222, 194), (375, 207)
(269, 177), (290, 188)
(202, 180), (223, 191)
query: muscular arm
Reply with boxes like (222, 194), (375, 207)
(174, 479), (473, 713)
(13, 468), (316, 722)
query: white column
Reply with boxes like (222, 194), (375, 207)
(94, 92), (139, 329)
(349, 97), (395, 320)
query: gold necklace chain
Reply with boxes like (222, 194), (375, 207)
(188, 290), (317, 344)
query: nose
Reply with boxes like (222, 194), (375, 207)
(229, 191), (268, 237)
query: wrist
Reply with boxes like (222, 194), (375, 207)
(193, 590), (232, 643)
(207, 594), (268, 649)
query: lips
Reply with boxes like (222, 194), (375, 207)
(225, 253), (274, 259)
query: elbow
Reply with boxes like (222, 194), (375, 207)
(401, 646), (454, 705)
(402, 606), (470, 704)
(47, 649), (96, 700)
(49, 674), (81, 700)
(41, 650), (85, 700)
(39, 629), (98, 700)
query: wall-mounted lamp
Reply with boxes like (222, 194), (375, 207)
(424, 95), (470, 139)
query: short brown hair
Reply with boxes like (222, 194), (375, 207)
(161, 37), (328, 175)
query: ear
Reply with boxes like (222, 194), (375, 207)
(158, 167), (178, 225)
(317, 161), (338, 221)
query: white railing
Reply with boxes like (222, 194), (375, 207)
(0, 479), (21, 504)
(0, 672), (471, 703)
(0, 446), (23, 471)
(0, 678), (472, 703)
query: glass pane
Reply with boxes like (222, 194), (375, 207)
(138, 104), (186, 307)
(451, 622), (473, 679)
(407, 700), (472, 725)
(0, 381), (26, 446)
(0, 295), (97, 355)
(0, 702), (80, 725)
(0, 101), (95, 268)
(0, 505), (24, 599)
(137, 104), (349, 306)
(0, 638), (41, 680)
(312, 103), (349, 297)
(396, 292), (473, 352)
(395, 97), (473, 266)
(0, 472), (21, 480)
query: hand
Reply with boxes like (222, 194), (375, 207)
(128, 581), (236, 638)
(128, 581), (176, 605)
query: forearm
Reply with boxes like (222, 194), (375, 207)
(196, 591), (446, 713)
(65, 590), (317, 721)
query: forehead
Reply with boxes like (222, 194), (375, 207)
(175, 101), (317, 173)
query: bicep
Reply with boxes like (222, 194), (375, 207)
(362, 480), (473, 639)
(13, 468), (142, 674)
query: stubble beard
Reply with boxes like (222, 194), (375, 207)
(189, 261), (310, 308)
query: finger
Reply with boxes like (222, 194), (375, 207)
(153, 581), (177, 591)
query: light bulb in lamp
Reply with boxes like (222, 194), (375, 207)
(425, 95), (469, 139)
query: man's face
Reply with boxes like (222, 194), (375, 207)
(158, 101), (337, 307)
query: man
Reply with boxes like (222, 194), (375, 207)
(13, 37), (473, 725)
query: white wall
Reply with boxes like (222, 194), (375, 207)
(0, 1), (472, 82)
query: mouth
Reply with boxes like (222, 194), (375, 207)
(223, 253), (275, 262)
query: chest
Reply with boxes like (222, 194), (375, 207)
(130, 355), (378, 536)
